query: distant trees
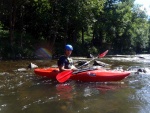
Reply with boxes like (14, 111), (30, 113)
(0, 0), (149, 59)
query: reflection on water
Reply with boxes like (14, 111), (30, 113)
(0, 55), (150, 113)
(56, 83), (75, 100)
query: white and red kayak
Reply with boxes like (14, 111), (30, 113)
(34, 67), (130, 82)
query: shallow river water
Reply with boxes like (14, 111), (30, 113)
(0, 54), (150, 113)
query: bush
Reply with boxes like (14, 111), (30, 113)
(87, 46), (98, 55)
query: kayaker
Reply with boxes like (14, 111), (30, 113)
(57, 44), (77, 72)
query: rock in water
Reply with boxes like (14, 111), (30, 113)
(28, 63), (38, 69)
(93, 60), (109, 67)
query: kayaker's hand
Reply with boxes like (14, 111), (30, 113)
(71, 65), (78, 71)
(72, 68), (79, 71)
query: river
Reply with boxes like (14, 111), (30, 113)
(0, 54), (150, 113)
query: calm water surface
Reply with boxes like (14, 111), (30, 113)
(0, 55), (150, 113)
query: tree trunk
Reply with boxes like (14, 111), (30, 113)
(81, 27), (84, 44)
(9, 0), (16, 58)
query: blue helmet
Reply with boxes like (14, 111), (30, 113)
(65, 44), (73, 51)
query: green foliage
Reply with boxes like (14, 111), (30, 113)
(88, 46), (98, 55)
(0, 0), (150, 59)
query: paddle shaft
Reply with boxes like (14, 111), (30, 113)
(77, 57), (97, 69)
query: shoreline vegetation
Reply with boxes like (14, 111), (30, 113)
(0, 0), (150, 60)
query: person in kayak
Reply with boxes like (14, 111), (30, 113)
(57, 44), (77, 72)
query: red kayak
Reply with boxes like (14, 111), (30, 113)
(34, 67), (130, 82)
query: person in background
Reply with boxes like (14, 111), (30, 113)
(57, 44), (77, 72)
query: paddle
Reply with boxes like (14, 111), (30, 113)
(56, 50), (108, 83)
(78, 50), (108, 69)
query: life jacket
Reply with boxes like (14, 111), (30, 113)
(57, 55), (73, 69)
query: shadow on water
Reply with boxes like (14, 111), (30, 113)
(0, 54), (150, 113)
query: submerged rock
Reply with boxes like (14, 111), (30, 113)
(127, 66), (150, 74)
(93, 60), (109, 67)
(77, 61), (88, 66)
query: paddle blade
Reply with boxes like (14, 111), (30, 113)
(56, 70), (73, 83)
(99, 50), (108, 58)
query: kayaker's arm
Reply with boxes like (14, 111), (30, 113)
(58, 65), (78, 72)
(58, 65), (70, 72)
